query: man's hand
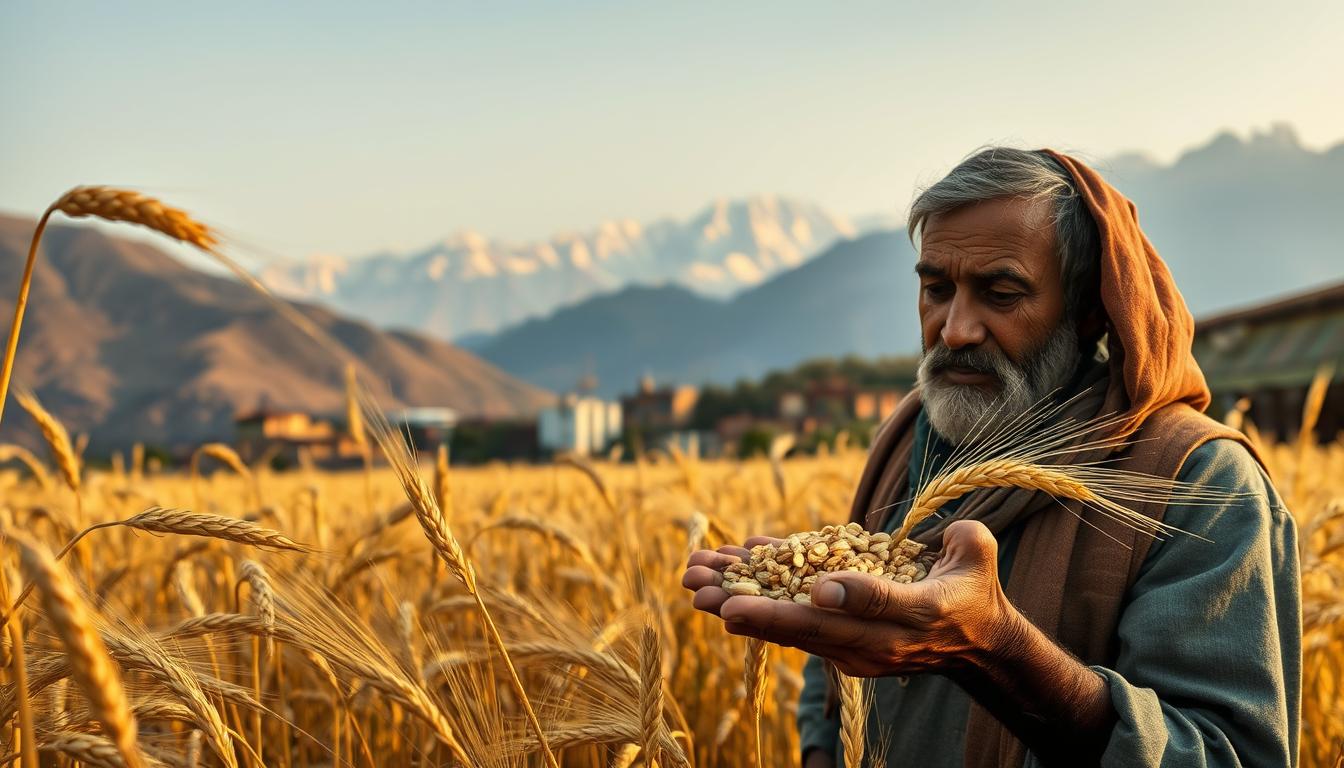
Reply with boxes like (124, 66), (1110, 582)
(681, 520), (1026, 676)
(684, 520), (1120, 765)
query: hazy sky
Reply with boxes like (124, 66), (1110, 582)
(2, 0), (1342, 260)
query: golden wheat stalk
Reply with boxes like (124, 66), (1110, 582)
(0, 188), (217, 432)
(120, 507), (310, 551)
(894, 455), (1197, 543)
(838, 674), (867, 768)
(744, 638), (768, 768)
(1, 508), (307, 629)
(0, 444), (52, 491)
(13, 389), (79, 494)
(355, 383), (561, 768)
(557, 453), (617, 513)
(0, 553), (36, 768)
(37, 731), (164, 768)
(639, 625), (665, 768)
(434, 442), (452, 523)
(12, 534), (147, 768)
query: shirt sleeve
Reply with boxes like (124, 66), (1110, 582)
(1094, 439), (1302, 767)
(798, 653), (840, 761)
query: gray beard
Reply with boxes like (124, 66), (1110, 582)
(917, 324), (1081, 446)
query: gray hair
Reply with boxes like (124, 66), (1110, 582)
(907, 148), (1101, 325)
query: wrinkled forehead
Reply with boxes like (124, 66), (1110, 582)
(917, 196), (1057, 269)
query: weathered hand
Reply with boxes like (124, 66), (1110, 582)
(680, 521), (1025, 677)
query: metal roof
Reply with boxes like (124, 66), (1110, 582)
(1192, 284), (1344, 391)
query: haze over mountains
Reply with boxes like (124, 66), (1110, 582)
(261, 197), (857, 340)
(473, 232), (916, 397)
(0, 125), (1338, 447)
(469, 125), (1344, 395)
(0, 215), (553, 451)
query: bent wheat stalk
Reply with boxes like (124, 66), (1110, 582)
(13, 389), (79, 494)
(13, 534), (147, 768)
(1, 508), (308, 631)
(0, 443), (52, 491)
(357, 382), (560, 768)
(0, 187), (216, 429)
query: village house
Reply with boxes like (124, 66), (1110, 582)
(538, 393), (622, 457)
(233, 407), (365, 467)
(1193, 279), (1344, 441)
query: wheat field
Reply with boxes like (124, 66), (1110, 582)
(0, 427), (1339, 767)
(0, 191), (1339, 767)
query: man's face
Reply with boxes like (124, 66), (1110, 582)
(915, 196), (1077, 444)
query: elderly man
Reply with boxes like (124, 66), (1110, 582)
(682, 149), (1300, 767)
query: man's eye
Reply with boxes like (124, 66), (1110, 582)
(987, 290), (1022, 305)
(923, 283), (951, 301)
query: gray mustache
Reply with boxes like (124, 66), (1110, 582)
(924, 345), (1009, 377)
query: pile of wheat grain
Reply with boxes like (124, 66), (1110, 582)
(722, 523), (935, 602)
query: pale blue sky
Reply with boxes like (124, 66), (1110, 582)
(2, 1), (1342, 260)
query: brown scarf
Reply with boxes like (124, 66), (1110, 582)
(828, 150), (1264, 767)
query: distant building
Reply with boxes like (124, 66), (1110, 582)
(1193, 280), (1344, 441)
(538, 394), (622, 456)
(775, 377), (908, 433)
(390, 407), (458, 453)
(234, 407), (363, 466)
(621, 374), (699, 430)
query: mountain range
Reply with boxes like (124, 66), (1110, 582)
(471, 232), (918, 397)
(0, 214), (553, 452)
(259, 196), (857, 339)
(469, 125), (1344, 395)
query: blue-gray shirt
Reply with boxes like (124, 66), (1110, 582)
(798, 411), (1302, 766)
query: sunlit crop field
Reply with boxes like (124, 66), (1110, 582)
(0, 431), (1340, 767)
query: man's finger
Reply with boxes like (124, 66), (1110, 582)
(686, 549), (743, 571)
(692, 585), (732, 616)
(743, 535), (785, 548)
(682, 564), (724, 592)
(719, 595), (871, 648)
(811, 572), (935, 622)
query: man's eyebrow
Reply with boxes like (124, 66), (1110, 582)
(977, 268), (1035, 290)
(914, 262), (946, 278)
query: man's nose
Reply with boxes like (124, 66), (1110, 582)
(941, 296), (987, 350)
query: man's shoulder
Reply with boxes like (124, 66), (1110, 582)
(1159, 436), (1291, 551)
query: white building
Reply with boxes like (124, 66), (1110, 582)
(538, 394), (622, 456)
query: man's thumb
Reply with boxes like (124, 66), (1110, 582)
(812, 572), (910, 619)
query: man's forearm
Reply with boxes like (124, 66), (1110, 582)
(949, 608), (1117, 766)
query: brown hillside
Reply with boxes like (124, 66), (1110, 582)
(0, 213), (554, 452)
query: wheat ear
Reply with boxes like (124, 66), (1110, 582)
(38, 732), (164, 768)
(744, 638), (768, 768)
(897, 457), (1143, 542)
(13, 535), (147, 768)
(0, 444), (52, 491)
(639, 625), (665, 768)
(0, 187), (216, 430)
(838, 674), (867, 768)
(0, 554), (35, 768)
(357, 384), (560, 768)
(13, 389), (79, 493)
(1, 508), (307, 629)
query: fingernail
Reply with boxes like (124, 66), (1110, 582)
(814, 580), (845, 608)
